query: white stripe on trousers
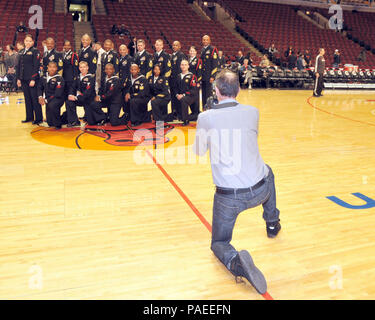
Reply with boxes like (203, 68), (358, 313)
(314, 76), (319, 95)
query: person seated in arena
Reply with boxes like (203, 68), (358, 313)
(259, 54), (270, 68)
(235, 50), (245, 65)
(128, 36), (137, 57)
(296, 52), (306, 70)
(217, 50), (226, 70)
(287, 51), (297, 70)
(37, 62), (65, 129)
(304, 49), (312, 67)
(268, 43), (278, 61)
(124, 64), (151, 127)
(66, 61), (102, 127)
(0, 47), (6, 79)
(149, 64), (171, 122)
(111, 24), (118, 35)
(239, 58), (253, 89)
(284, 46), (294, 58)
(176, 59), (198, 126)
(92, 63), (125, 126)
(4, 45), (18, 91)
(118, 24), (130, 38)
(259, 66), (272, 89)
(332, 49), (341, 68)
(16, 21), (28, 33)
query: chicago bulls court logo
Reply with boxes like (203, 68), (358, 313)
(31, 121), (195, 151)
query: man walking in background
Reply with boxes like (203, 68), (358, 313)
(313, 48), (325, 97)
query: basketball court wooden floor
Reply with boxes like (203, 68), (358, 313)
(0, 89), (374, 300)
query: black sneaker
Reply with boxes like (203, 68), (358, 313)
(230, 250), (267, 294)
(266, 220), (281, 238)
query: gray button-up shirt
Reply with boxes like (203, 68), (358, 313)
(193, 98), (269, 188)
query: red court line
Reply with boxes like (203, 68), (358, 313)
(307, 96), (375, 127)
(145, 150), (212, 233)
(145, 149), (274, 301)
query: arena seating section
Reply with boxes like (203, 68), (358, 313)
(93, 0), (247, 60)
(1, 0), (375, 70)
(342, 11), (375, 51)
(0, 0), (73, 52)
(303, 6), (375, 67)
(224, 0), (375, 69)
(302, 0), (371, 5)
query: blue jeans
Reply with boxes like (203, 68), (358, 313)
(211, 165), (280, 270)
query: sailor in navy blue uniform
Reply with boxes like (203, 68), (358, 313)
(78, 34), (97, 75)
(149, 64), (171, 121)
(62, 40), (79, 99)
(200, 35), (218, 107)
(153, 39), (172, 79)
(170, 41), (187, 120)
(188, 46), (202, 121)
(16, 34), (43, 124)
(100, 39), (119, 87)
(66, 61), (98, 126)
(134, 39), (153, 79)
(92, 63), (125, 126)
(123, 64), (151, 126)
(118, 44), (133, 84)
(176, 59), (198, 126)
(41, 37), (63, 77)
(37, 61), (65, 129)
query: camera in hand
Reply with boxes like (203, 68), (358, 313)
(203, 81), (218, 110)
(204, 96), (218, 110)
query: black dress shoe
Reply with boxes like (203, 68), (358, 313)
(55, 126), (62, 130)
(189, 114), (198, 122)
(182, 120), (190, 126)
(164, 113), (174, 122)
(32, 120), (43, 125)
(229, 250), (267, 294)
(67, 122), (80, 127)
(21, 120), (33, 123)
